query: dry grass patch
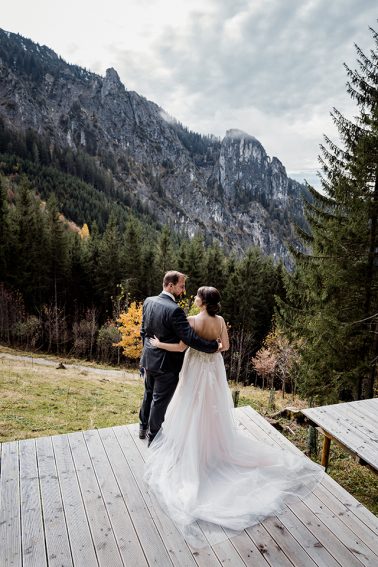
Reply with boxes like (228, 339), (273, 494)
(0, 356), (143, 442)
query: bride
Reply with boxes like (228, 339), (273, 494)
(144, 286), (324, 547)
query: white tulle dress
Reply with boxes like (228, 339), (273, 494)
(144, 347), (324, 547)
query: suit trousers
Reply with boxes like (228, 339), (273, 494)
(139, 369), (179, 441)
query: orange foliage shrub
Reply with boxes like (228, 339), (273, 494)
(116, 302), (143, 360)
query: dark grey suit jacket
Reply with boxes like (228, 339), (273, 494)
(140, 293), (218, 374)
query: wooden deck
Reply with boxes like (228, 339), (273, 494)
(302, 398), (378, 472)
(1, 405), (378, 566)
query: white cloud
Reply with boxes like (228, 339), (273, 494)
(1, 0), (377, 171)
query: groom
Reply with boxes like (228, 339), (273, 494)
(139, 270), (218, 445)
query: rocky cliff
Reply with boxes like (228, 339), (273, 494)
(0, 29), (308, 263)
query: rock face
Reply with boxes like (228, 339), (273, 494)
(0, 29), (308, 264)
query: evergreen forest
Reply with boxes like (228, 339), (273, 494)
(0, 28), (377, 405)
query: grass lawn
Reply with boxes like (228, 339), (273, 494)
(0, 350), (143, 441)
(1, 347), (377, 516)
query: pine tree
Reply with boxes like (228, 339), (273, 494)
(123, 217), (142, 299)
(155, 225), (176, 283)
(45, 194), (70, 306)
(0, 177), (9, 282)
(9, 177), (49, 309)
(182, 234), (206, 296)
(280, 28), (378, 402)
(222, 248), (278, 383)
(67, 231), (92, 311)
(140, 241), (159, 297)
(94, 214), (124, 315)
(205, 243), (227, 292)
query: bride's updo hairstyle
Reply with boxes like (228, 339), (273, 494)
(197, 286), (221, 316)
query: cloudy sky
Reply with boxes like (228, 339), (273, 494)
(2, 1), (377, 186)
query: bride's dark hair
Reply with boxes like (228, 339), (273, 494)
(197, 286), (221, 316)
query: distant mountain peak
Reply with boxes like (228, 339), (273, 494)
(104, 67), (122, 85)
(0, 27), (308, 264)
(225, 128), (258, 142)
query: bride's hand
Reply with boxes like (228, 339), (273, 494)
(177, 340), (187, 352)
(150, 335), (161, 348)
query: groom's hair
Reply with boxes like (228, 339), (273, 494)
(163, 271), (186, 287)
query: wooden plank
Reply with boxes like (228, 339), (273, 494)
(236, 406), (302, 455)
(36, 435), (73, 567)
(221, 531), (271, 567)
(303, 492), (377, 566)
(238, 406), (378, 538)
(277, 507), (342, 567)
(246, 523), (295, 566)
(346, 401), (378, 426)
(313, 484), (378, 556)
(208, 539), (248, 566)
(234, 411), (325, 567)
(52, 434), (98, 567)
(305, 408), (366, 449)
(288, 498), (364, 567)
(235, 411), (350, 567)
(303, 401), (377, 441)
(320, 475), (378, 537)
(236, 410), (378, 565)
(82, 429), (148, 566)
(2, 406), (376, 567)
(261, 515), (318, 567)
(317, 406), (378, 469)
(98, 427), (175, 567)
(358, 399), (378, 413)
(119, 424), (222, 567)
(333, 402), (377, 433)
(231, 411), (334, 567)
(195, 520), (247, 566)
(325, 404), (377, 442)
(68, 431), (123, 567)
(336, 406), (377, 440)
(0, 441), (22, 567)
(237, 407), (378, 566)
(19, 439), (47, 567)
(352, 398), (378, 416)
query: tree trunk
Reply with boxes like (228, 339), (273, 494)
(361, 169), (378, 398)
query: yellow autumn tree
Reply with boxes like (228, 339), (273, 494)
(80, 223), (90, 239)
(116, 302), (143, 360)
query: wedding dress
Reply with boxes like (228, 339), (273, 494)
(144, 347), (324, 547)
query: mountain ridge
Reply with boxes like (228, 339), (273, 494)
(0, 28), (308, 263)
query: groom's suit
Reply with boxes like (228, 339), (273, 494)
(139, 292), (218, 442)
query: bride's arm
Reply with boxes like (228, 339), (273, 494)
(218, 316), (230, 352)
(150, 335), (187, 352)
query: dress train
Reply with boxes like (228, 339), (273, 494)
(144, 348), (324, 547)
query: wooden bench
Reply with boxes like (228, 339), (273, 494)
(1, 405), (378, 566)
(302, 398), (378, 473)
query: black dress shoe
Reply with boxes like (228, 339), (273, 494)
(139, 425), (147, 439)
(147, 435), (155, 447)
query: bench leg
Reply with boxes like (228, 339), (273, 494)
(321, 435), (331, 471)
